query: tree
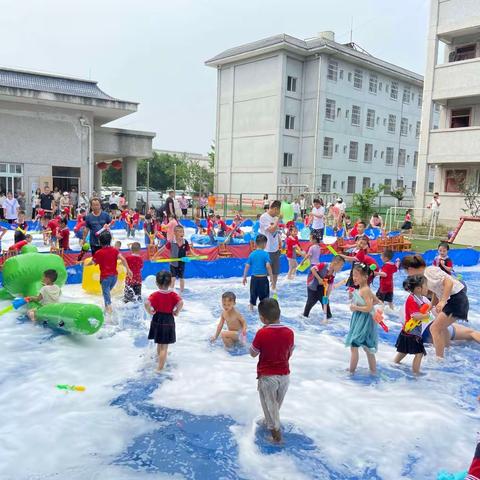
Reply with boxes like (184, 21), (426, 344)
(459, 180), (480, 217)
(390, 186), (406, 205)
(208, 141), (215, 171)
(352, 185), (385, 220)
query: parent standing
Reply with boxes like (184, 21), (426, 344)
(39, 186), (54, 212)
(401, 254), (469, 359)
(164, 190), (176, 220)
(259, 200), (281, 295)
(83, 198), (112, 255)
(3, 192), (19, 224)
(310, 198), (325, 240)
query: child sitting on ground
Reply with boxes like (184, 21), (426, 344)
(124, 242), (144, 303)
(303, 255), (345, 320)
(375, 249), (399, 310)
(210, 291), (247, 347)
(27, 269), (61, 321)
(9, 234), (33, 252)
(285, 225), (304, 280)
(250, 298), (294, 444)
(393, 275), (429, 374)
(92, 231), (132, 315)
(432, 241), (454, 275)
(144, 270), (183, 372)
(243, 234), (272, 311)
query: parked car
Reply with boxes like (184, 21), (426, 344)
(137, 188), (164, 212)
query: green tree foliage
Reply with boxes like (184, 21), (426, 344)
(102, 151), (213, 193)
(390, 187), (406, 205)
(352, 185), (385, 220)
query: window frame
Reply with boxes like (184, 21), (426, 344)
(366, 109), (376, 129)
(348, 141), (359, 161)
(327, 60), (338, 81)
(323, 137), (334, 158)
(347, 176), (356, 194)
(353, 69), (363, 89)
(364, 143), (373, 163)
(368, 74), (378, 94)
(325, 98), (336, 121)
(390, 81), (399, 100)
(286, 76), (297, 92)
(351, 105), (361, 126)
(283, 152), (293, 167)
(285, 114), (295, 130)
(388, 114), (397, 133)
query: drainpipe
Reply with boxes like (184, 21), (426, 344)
(312, 54), (323, 193)
(79, 117), (93, 197)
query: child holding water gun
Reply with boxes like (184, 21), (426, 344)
(345, 263), (378, 374)
(124, 242), (144, 303)
(143, 213), (156, 246)
(144, 270), (183, 372)
(27, 269), (61, 321)
(298, 234), (321, 272)
(341, 235), (377, 289)
(432, 241), (454, 275)
(393, 275), (429, 374)
(302, 255), (345, 320)
(210, 291), (247, 348)
(375, 249), (399, 310)
(285, 225), (304, 280)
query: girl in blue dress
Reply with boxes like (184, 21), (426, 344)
(345, 263), (378, 374)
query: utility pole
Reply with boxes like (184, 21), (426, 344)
(146, 159), (150, 211)
(174, 163), (177, 192)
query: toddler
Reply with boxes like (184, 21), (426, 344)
(210, 291), (247, 347)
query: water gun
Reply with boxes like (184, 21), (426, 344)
(95, 225), (110, 237)
(322, 278), (329, 305)
(326, 245), (338, 256)
(373, 307), (388, 332)
(0, 297), (31, 316)
(297, 259), (311, 272)
(56, 384), (86, 392)
(153, 255), (208, 263)
(404, 304), (431, 332)
(77, 242), (90, 262)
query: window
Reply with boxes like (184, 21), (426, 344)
(445, 169), (467, 192)
(348, 72), (352, 82)
(343, 145), (347, 154)
(418, 91), (423, 107)
(396, 179), (404, 189)
(450, 108), (471, 128)
(323, 137), (334, 158)
(364, 143), (373, 163)
(362, 177), (371, 192)
(413, 151), (418, 167)
(390, 81), (398, 100)
(398, 149), (406, 167)
(383, 178), (392, 194)
(335, 144), (339, 153)
(388, 114), (396, 133)
(339, 70), (344, 80)
(283, 153), (293, 167)
(347, 176), (356, 194)
(428, 182), (434, 193)
(366, 109), (375, 128)
(386, 147), (394, 165)
(327, 60), (338, 81)
(337, 107), (341, 117)
(52, 166), (79, 192)
(402, 87), (411, 104)
(333, 180), (337, 189)
(287, 76), (297, 92)
(369, 74), (378, 93)
(321, 174), (331, 192)
(353, 69), (363, 89)
(325, 99), (336, 120)
(450, 44), (476, 62)
(401, 117), (408, 136)
(349, 141), (358, 160)
(285, 115), (295, 129)
(416, 121), (421, 138)
(379, 81), (383, 91)
(345, 109), (350, 119)
(351, 105), (361, 126)
(411, 181), (416, 195)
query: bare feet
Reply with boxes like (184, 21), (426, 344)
(27, 310), (36, 322)
(270, 429), (282, 444)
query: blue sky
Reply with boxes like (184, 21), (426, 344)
(0, 0), (430, 154)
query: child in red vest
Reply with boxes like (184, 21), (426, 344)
(56, 218), (70, 250)
(375, 249), (399, 309)
(124, 242), (144, 303)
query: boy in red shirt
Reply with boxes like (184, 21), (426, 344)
(47, 215), (60, 247)
(56, 218), (70, 250)
(9, 234), (33, 251)
(74, 208), (86, 239)
(286, 225), (303, 280)
(375, 249), (399, 309)
(124, 242), (144, 303)
(92, 231), (131, 315)
(250, 298), (294, 444)
(215, 214), (229, 237)
(207, 213), (216, 244)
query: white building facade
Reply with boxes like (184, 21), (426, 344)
(206, 32), (434, 202)
(416, 0), (480, 225)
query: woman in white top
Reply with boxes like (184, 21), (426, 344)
(3, 192), (19, 223)
(402, 254), (469, 359)
(309, 198), (325, 240)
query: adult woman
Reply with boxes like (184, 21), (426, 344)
(53, 186), (61, 204)
(3, 191), (19, 223)
(178, 194), (188, 218)
(59, 192), (71, 217)
(199, 194), (208, 219)
(31, 188), (41, 219)
(401, 254), (469, 359)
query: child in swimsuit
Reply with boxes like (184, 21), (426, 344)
(210, 291), (247, 348)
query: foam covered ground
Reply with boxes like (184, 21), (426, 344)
(0, 267), (479, 480)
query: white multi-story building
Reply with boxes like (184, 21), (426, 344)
(416, 0), (480, 225)
(206, 31), (434, 201)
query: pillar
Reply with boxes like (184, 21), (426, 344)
(93, 165), (102, 195)
(122, 157), (137, 208)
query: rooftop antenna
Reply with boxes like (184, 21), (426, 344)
(350, 17), (353, 43)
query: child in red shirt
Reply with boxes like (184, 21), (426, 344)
(145, 270), (183, 371)
(342, 235), (377, 288)
(432, 241), (454, 275)
(92, 231), (131, 315)
(74, 209), (86, 239)
(47, 215), (60, 246)
(56, 218), (70, 250)
(250, 298), (294, 444)
(124, 242), (144, 303)
(375, 249), (399, 309)
(9, 234), (33, 251)
(285, 225), (304, 280)
(207, 213), (216, 244)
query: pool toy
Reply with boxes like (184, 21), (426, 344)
(82, 260), (126, 295)
(404, 304), (431, 332)
(370, 264), (377, 271)
(297, 259), (311, 272)
(436, 470), (467, 480)
(56, 384), (86, 392)
(153, 255), (209, 263)
(0, 297), (30, 316)
(326, 245), (338, 256)
(373, 307), (388, 332)
(280, 201), (294, 223)
(77, 242), (90, 262)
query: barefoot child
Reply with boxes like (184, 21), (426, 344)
(432, 241), (454, 275)
(345, 264), (378, 374)
(393, 275), (429, 374)
(145, 270), (183, 371)
(375, 249), (399, 309)
(56, 218), (70, 250)
(243, 234), (272, 311)
(27, 269), (61, 321)
(124, 242), (144, 303)
(303, 255), (345, 320)
(210, 291), (247, 347)
(92, 231), (132, 315)
(250, 298), (294, 444)
(286, 225), (303, 280)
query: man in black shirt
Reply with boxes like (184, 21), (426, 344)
(164, 190), (176, 219)
(39, 186), (54, 211)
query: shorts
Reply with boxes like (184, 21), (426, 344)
(311, 227), (324, 240)
(170, 263), (185, 279)
(401, 221), (412, 230)
(181, 208), (188, 216)
(443, 288), (469, 321)
(269, 251), (280, 276)
(422, 322), (455, 344)
(376, 290), (393, 303)
(250, 275), (270, 306)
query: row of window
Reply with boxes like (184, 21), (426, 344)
(325, 60), (422, 107)
(318, 174), (415, 195)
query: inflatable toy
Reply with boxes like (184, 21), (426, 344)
(82, 260), (126, 295)
(280, 201), (294, 223)
(57, 384), (86, 392)
(20, 244), (38, 254)
(154, 255), (208, 263)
